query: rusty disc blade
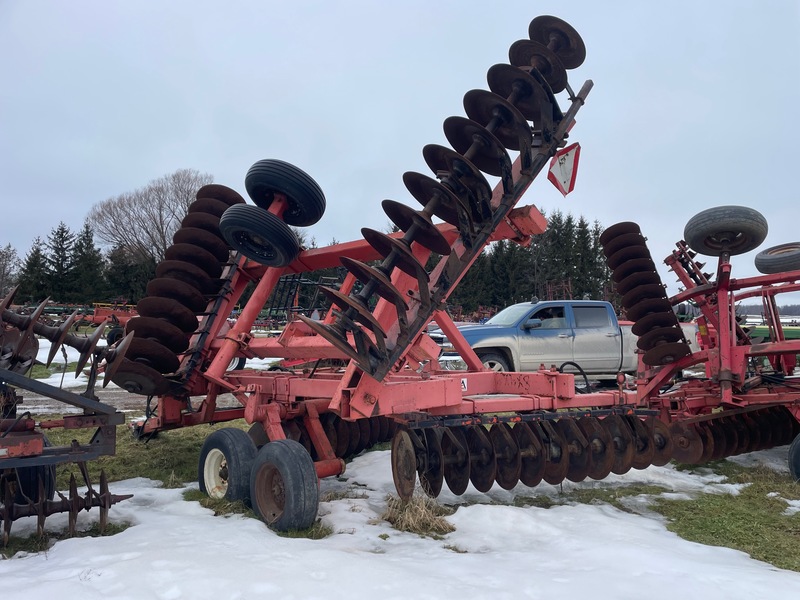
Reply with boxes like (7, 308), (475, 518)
(624, 298), (674, 324)
(704, 420), (727, 461)
(489, 423), (521, 490)
(391, 429), (417, 501)
(540, 420), (570, 485)
(669, 421), (704, 464)
(419, 428), (444, 498)
(136, 296), (199, 333)
(181, 212), (222, 237)
(319, 413), (338, 455)
(296, 315), (362, 366)
(156, 259), (214, 288)
(616, 271), (663, 297)
(718, 416), (740, 457)
(622, 284), (668, 310)
(607, 245), (652, 271)
(602, 232), (648, 259)
(125, 316), (190, 354)
(355, 418), (371, 454)
(188, 197), (230, 218)
(164, 243), (223, 278)
(753, 410), (774, 449)
(601, 415), (635, 475)
(442, 426), (470, 495)
(74, 323), (106, 375)
(728, 414), (751, 456)
(46, 311), (78, 367)
(318, 286), (387, 339)
(642, 342), (691, 367)
(146, 278), (207, 313)
(626, 416), (656, 470)
(485, 63), (546, 122)
(345, 420), (361, 457)
(361, 228), (429, 281)
(422, 144), (492, 207)
(650, 418), (674, 466)
(740, 413), (762, 452)
(332, 416), (350, 458)
(611, 257), (659, 283)
(508, 40), (567, 94)
(382, 200), (452, 256)
(173, 227), (230, 262)
(577, 416), (614, 480)
(443, 116), (511, 177)
(631, 311), (679, 337)
(339, 257), (408, 310)
(102, 331), (134, 388)
(637, 326), (684, 351)
(465, 425), (496, 493)
(555, 418), (591, 483)
(528, 15), (586, 70)
(462, 89), (531, 151)
(196, 184), (245, 207)
(377, 416), (390, 443)
(126, 337), (180, 374)
(599, 221), (642, 246)
(111, 358), (171, 396)
(515, 422), (545, 487)
(402, 171), (464, 226)
(695, 422), (715, 464)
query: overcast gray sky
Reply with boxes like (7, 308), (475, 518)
(1, 1), (798, 299)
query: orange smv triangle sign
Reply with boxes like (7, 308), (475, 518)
(547, 142), (581, 197)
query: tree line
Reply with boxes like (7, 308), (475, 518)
(2, 166), (617, 314)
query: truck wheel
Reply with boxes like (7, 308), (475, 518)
(478, 352), (510, 372)
(245, 159), (326, 227)
(219, 204), (300, 267)
(789, 433), (800, 482)
(754, 242), (800, 274)
(199, 428), (257, 504)
(250, 439), (319, 531)
(683, 205), (767, 257)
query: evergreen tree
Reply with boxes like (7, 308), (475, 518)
(105, 245), (156, 302)
(0, 243), (18, 296)
(16, 238), (50, 302)
(45, 222), (76, 301)
(70, 221), (106, 303)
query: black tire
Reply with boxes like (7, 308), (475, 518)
(250, 439), (319, 531)
(245, 159), (326, 227)
(683, 205), (768, 257)
(227, 356), (246, 371)
(789, 433), (800, 482)
(219, 204), (300, 267)
(477, 351), (511, 372)
(198, 428), (257, 504)
(755, 242), (800, 274)
(106, 326), (125, 346)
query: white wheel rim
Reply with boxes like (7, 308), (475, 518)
(484, 360), (505, 372)
(203, 448), (228, 498)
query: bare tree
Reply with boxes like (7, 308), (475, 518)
(89, 169), (214, 262)
(0, 243), (19, 296)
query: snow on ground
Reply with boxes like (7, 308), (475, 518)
(3, 447), (800, 600)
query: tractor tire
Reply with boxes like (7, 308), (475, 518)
(683, 205), (767, 257)
(219, 204), (300, 267)
(754, 242), (800, 274)
(789, 433), (800, 482)
(245, 159), (326, 227)
(106, 326), (125, 346)
(249, 439), (319, 531)
(198, 428), (257, 504)
(477, 352), (511, 372)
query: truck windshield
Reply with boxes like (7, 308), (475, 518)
(485, 304), (534, 326)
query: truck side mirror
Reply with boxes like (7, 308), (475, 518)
(523, 318), (543, 330)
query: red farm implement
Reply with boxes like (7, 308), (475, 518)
(2, 15), (799, 536)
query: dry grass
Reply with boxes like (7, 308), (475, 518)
(381, 494), (456, 536)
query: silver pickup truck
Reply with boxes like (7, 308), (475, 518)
(431, 299), (697, 376)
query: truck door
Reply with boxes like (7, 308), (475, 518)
(518, 304), (574, 371)
(570, 304), (621, 373)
